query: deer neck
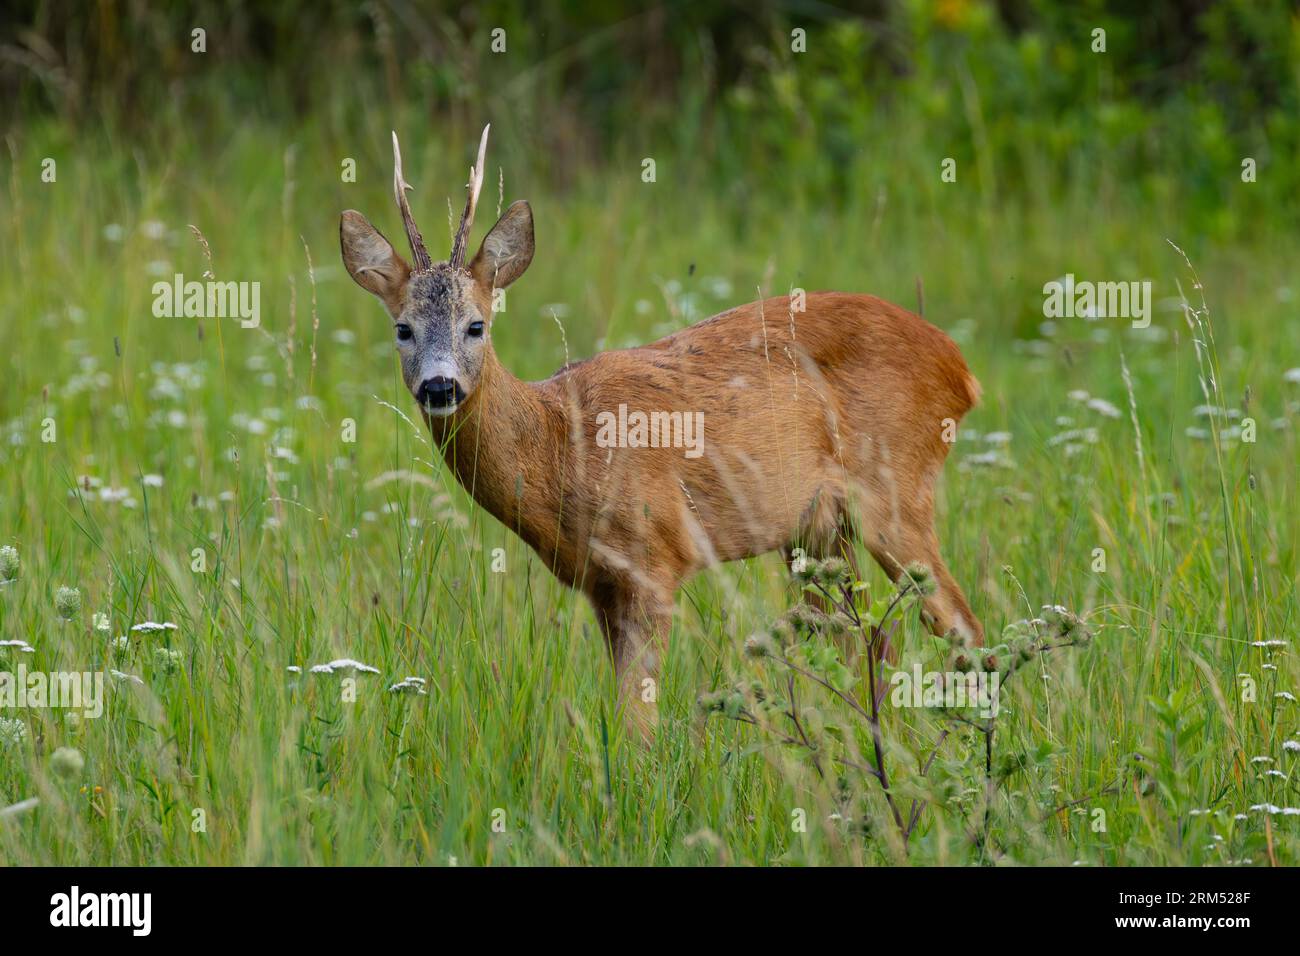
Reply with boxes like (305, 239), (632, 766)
(427, 348), (565, 553)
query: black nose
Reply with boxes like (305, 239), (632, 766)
(417, 376), (462, 408)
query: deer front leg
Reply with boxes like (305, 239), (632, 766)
(592, 585), (672, 741)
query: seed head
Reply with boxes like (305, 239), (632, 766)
(1040, 604), (1092, 643)
(783, 602), (827, 635)
(723, 690), (745, 719)
(51, 746), (85, 779)
(814, 557), (852, 589)
(697, 691), (725, 714)
(901, 562), (937, 597)
(744, 633), (776, 659)
(55, 586), (82, 620)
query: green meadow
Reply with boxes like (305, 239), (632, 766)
(0, 2), (1297, 865)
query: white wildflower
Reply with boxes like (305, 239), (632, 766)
(0, 545), (18, 581)
(152, 647), (183, 673)
(0, 717), (28, 747)
(310, 658), (380, 675)
(958, 450), (1014, 470)
(388, 676), (428, 695)
(1086, 397), (1121, 418)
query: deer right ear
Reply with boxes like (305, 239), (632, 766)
(470, 200), (534, 291)
(340, 210), (411, 315)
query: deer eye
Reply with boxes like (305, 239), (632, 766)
(467, 321), (485, 338)
(395, 324), (413, 341)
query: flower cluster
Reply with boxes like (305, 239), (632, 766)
(946, 605), (1094, 679)
(0, 545), (18, 582)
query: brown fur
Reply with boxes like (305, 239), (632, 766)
(429, 292), (983, 734)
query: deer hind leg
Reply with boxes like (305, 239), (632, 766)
(861, 501), (983, 648)
(591, 582), (672, 741)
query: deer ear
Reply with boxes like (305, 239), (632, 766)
(340, 210), (411, 314)
(470, 200), (534, 291)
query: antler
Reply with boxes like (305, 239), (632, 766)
(392, 131), (432, 272)
(449, 124), (490, 271)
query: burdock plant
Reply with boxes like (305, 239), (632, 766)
(701, 556), (938, 843)
(701, 556), (1095, 855)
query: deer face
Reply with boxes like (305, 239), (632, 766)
(339, 128), (533, 417)
(393, 266), (485, 414)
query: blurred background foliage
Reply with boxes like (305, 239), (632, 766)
(2, 0), (1298, 238)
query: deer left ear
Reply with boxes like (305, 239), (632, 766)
(340, 210), (411, 315)
(470, 200), (534, 290)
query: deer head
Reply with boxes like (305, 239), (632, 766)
(340, 125), (534, 417)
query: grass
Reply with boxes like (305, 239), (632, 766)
(0, 108), (1297, 866)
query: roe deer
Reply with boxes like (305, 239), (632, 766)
(340, 127), (982, 737)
